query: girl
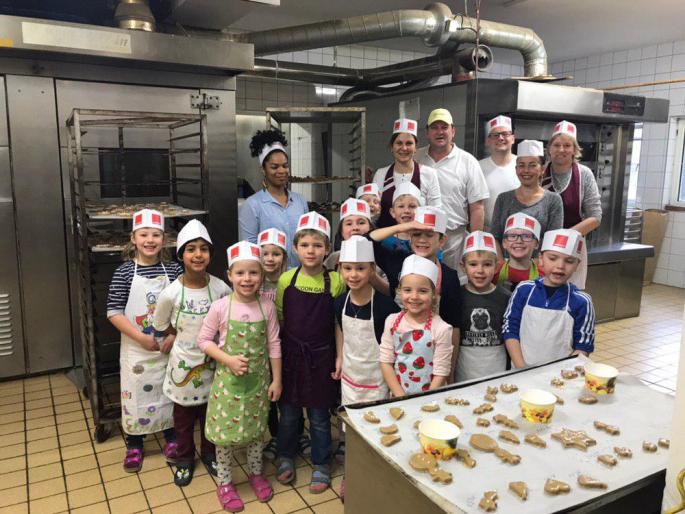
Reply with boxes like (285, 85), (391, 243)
(379, 255), (453, 396)
(325, 198), (372, 271)
(198, 241), (282, 512)
(107, 209), (183, 472)
(152, 219), (231, 486)
(494, 213), (544, 291)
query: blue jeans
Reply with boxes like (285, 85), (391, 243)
(277, 403), (331, 466)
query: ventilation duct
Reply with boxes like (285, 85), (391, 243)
(114, 0), (156, 32)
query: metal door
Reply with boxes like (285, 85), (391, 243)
(0, 76), (27, 378)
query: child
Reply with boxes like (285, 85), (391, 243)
(275, 211), (346, 493)
(379, 182), (423, 254)
(494, 213), (544, 291)
(258, 228), (288, 303)
(107, 209), (183, 472)
(380, 255), (453, 395)
(325, 198), (373, 271)
(455, 231), (511, 382)
(152, 219), (231, 486)
(198, 241), (282, 512)
(356, 183), (381, 222)
(503, 228), (595, 368)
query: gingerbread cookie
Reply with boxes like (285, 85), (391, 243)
(381, 434), (401, 447)
(479, 491), (498, 512)
(455, 448), (476, 468)
(551, 428), (596, 451)
(561, 369), (579, 379)
(598, 454), (617, 467)
(544, 478), (571, 495)
(499, 383), (518, 394)
(499, 430), (520, 445)
(413, 420), (421, 430)
(484, 393), (498, 403)
(379, 424), (398, 434)
(470, 433), (498, 452)
(409, 452), (437, 472)
(445, 397), (470, 406)
(658, 438), (670, 449)
(594, 420), (620, 435)
(389, 407), (405, 420)
(363, 411), (380, 423)
(575, 364), (585, 375)
(551, 377), (564, 388)
(422, 402), (440, 412)
(494, 447), (521, 465)
(642, 441), (657, 453)
(524, 434), (546, 448)
(428, 466), (452, 484)
(614, 446), (633, 458)
(444, 415), (463, 429)
(473, 403), (494, 415)
(493, 414), (519, 429)
(509, 481), (528, 501)
(578, 475), (608, 489)
(554, 394), (565, 405)
(578, 395), (598, 404)
(476, 417), (491, 427)
(487, 386), (499, 396)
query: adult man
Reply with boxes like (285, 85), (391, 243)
(415, 108), (489, 275)
(479, 115), (520, 230)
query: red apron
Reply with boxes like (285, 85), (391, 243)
(378, 161), (421, 228)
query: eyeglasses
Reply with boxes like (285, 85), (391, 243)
(504, 233), (535, 242)
(488, 131), (513, 139)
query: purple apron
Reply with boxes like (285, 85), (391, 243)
(377, 161), (421, 228)
(543, 162), (583, 228)
(280, 267), (337, 409)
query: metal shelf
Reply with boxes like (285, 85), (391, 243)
(289, 177), (356, 185)
(86, 203), (207, 220)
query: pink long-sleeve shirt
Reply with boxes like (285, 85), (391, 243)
(197, 295), (281, 359)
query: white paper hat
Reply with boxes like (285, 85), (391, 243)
(356, 183), (380, 199)
(541, 229), (584, 259)
(176, 219), (212, 256)
(392, 182), (424, 205)
(463, 230), (498, 256)
(258, 228), (287, 251)
(517, 140), (545, 158)
(399, 254), (439, 287)
(340, 198), (371, 220)
(504, 213), (541, 240)
(486, 115), (512, 135)
(552, 120), (577, 139)
(227, 241), (261, 268)
(339, 235), (375, 263)
(414, 206), (447, 234)
(296, 211), (330, 239)
(132, 209), (164, 232)
(258, 142), (287, 166)
(393, 118), (418, 137)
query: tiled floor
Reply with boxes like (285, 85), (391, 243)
(0, 284), (682, 514)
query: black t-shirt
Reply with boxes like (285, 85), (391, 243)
(544, 284), (561, 298)
(334, 290), (401, 343)
(457, 285), (512, 342)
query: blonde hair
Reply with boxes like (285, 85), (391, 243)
(548, 134), (583, 161)
(461, 249), (498, 265)
(294, 228), (330, 247)
(398, 274), (439, 310)
(122, 232), (171, 262)
(261, 244), (288, 273)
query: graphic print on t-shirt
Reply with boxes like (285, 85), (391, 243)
(463, 307), (499, 347)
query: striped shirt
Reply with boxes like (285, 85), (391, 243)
(502, 278), (595, 354)
(106, 260), (183, 317)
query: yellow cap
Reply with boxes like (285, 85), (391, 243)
(427, 108), (453, 127)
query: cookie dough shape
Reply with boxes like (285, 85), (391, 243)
(509, 481), (528, 500)
(598, 454), (618, 467)
(545, 478), (571, 495)
(363, 411), (380, 423)
(379, 424), (398, 434)
(551, 377), (565, 388)
(493, 414), (519, 429)
(476, 417), (491, 427)
(499, 430), (520, 445)
(554, 394), (565, 405)
(484, 393), (498, 402)
(409, 452), (437, 472)
(643, 441), (657, 453)
(381, 434), (401, 447)
(470, 433), (498, 452)
(473, 403), (495, 415)
(445, 397), (470, 406)
(578, 395), (598, 404)
(487, 386), (499, 395)
(494, 447), (521, 465)
(413, 420), (421, 430)
(594, 420), (620, 435)
(455, 448), (476, 468)
(575, 364), (585, 375)
(561, 369), (579, 379)
(479, 491), (498, 512)
(422, 402), (440, 412)
(444, 415), (463, 429)
(524, 434), (547, 448)
(500, 383), (518, 394)
(428, 467), (452, 484)
(389, 407), (405, 420)
(658, 438), (670, 449)
(614, 446), (633, 458)
(551, 428), (597, 451)
(578, 475), (608, 489)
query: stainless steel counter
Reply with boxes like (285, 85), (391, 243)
(588, 242), (654, 265)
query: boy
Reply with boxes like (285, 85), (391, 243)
(356, 183), (381, 222)
(275, 211), (345, 494)
(455, 231), (511, 382)
(378, 181), (423, 254)
(494, 213), (544, 291)
(502, 228), (595, 368)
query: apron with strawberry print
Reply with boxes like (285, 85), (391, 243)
(391, 311), (434, 394)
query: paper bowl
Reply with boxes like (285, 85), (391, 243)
(519, 389), (557, 424)
(584, 362), (619, 394)
(418, 419), (460, 460)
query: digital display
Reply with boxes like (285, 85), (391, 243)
(603, 93), (645, 116)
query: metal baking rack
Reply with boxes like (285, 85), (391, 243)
(66, 109), (209, 442)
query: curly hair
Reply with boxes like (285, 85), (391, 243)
(249, 128), (288, 160)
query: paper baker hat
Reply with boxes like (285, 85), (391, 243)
(552, 120), (577, 139)
(339, 235), (375, 263)
(517, 140), (545, 158)
(486, 115), (512, 135)
(414, 206), (447, 234)
(392, 182), (424, 205)
(296, 211), (330, 239)
(393, 118), (418, 137)
(399, 254), (439, 287)
(227, 241), (261, 268)
(504, 213), (541, 240)
(132, 209), (164, 231)
(176, 219), (212, 256)
(340, 198), (371, 220)
(258, 142), (287, 166)
(258, 228), (287, 251)
(356, 183), (380, 199)
(541, 229), (584, 259)
(463, 230), (498, 256)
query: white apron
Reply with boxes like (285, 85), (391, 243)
(163, 278), (215, 406)
(568, 242), (588, 290)
(120, 262), (174, 435)
(519, 285), (574, 367)
(340, 292), (389, 405)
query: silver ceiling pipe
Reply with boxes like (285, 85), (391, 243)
(114, 0), (156, 32)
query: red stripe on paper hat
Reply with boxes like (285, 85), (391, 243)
(230, 246), (239, 258)
(553, 234), (569, 248)
(318, 217), (328, 230)
(341, 203), (348, 215)
(251, 246), (260, 257)
(357, 201), (367, 213)
(151, 213), (161, 225)
(524, 217), (536, 229)
(506, 217), (515, 227)
(484, 235), (495, 248)
(299, 215), (309, 227)
(278, 234), (286, 246)
(363, 184), (373, 193)
(259, 232), (268, 242)
(423, 213), (436, 226)
(134, 214), (142, 225)
(465, 235), (475, 248)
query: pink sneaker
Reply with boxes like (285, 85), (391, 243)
(248, 474), (274, 503)
(163, 441), (178, 463)
(123, 448), (144, 473)
(339, 478), (345, 502)
(217, 483), (244, 512)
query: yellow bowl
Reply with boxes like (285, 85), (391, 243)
(584, 362), (618, 394)
(519, 389), (556, 424)
(418, 419), (460, 460)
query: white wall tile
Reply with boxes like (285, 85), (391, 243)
(672, 53), (685, 71)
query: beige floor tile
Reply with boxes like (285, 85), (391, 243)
(291, 465), (313, 489)
(70, 500), (110, 514)
(52, 384), (78, 397)
(0, 502), (29, 514)
(66, 468), (102, 491)
(61, 442), (95, 461)
(104, 475), (142, 499)
(3, 443), (26, 459)
(93, 436), (125, 454)
(28, 476), (65, 500)
(26, 449), (61, 468)
(26, 436), (58, 454)
(139, 451), (169, 472)
(58, 419), (88, 436)
(25, 416), (56, 430)
(139, 466), (173, 490)
(68, 483), (106, 509)
(0, 469), (27, 491)
(100, 461), (131, 482)
(29, 492), (68, 514)
(108, 491), (149, 514)
(24, 398), (52, 411)
(181, 473), (217, 498)
(188, 491), (222, 514)
(151, 500), (193, 514)
(59, 429), (92, 448)
(311, 498), (344, 514)
(53, 393), (80, 406)
(0, 412), (24, 424)
(63, 454), (98, 475)
(243, 501), (276, 513)
(0, 484), (27, 508)
(54, 401), (83, 415)
(55, 410), (85, 424)
(24, 389), (51, 401)
(0, 421), (25, 436)
(0, 431), (25, 448)
(26, 425), (57, 442)
(144, 483), (185, 507)
(28, 462), (63, 484)
(95, 448), (122, 467)
(0, 402), (23, 415)
(0, 386), (23, 398)
(296, 484), (338, 506)
(269, 490), (307, 514)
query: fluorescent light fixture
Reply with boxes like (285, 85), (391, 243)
(315, 86), (337, 96)
(447, 19), (459, 33)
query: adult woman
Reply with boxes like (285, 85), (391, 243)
(542, 121), (602, 289)
(372, 118), (441, 228)
(491, 140), (563, 247)
(239, 129), (308, 268)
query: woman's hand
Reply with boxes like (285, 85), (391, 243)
(268, 380), (282, 402)
(159, 334), (175, 354)
(137, 334), (160, 352)
(226, 355), (249, 376)
(331, 356), (342, 380)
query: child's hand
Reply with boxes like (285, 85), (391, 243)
(331, 356), (342, 380)
(138, 334), (160, 352)
(268, 380), (282, 402)
(159, 334), (175, 354)
(405, 220), (433, 233)
(226, 355), (249, 376)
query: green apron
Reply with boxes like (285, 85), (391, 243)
(205, 295), (270, 446)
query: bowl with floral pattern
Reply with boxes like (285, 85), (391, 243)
(418, 419), (460, 460)
(519, 389), (556, 424)
(584, 362), (618, 394)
